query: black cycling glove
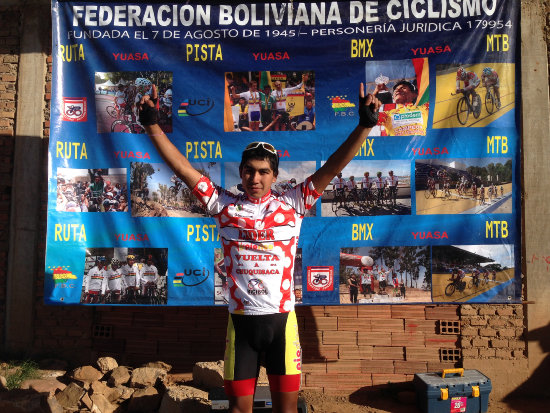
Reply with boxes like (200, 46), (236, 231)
(358, 94), (379, 128)
(138, 99), (159, 126)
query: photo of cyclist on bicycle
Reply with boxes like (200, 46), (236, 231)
(455, 66), (481, 104)
(481, 67), (501, 109)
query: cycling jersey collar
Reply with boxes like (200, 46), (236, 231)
(245, 190), (272, 204)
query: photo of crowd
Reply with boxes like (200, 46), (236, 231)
(56, 168), (128, 212)
(364, 58), (429, 136)
(81, 248), (168, 305)
(95, 71), (173, 134)
(225, 70), (315, 132)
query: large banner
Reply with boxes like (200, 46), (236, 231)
(46, 1), (521, 306)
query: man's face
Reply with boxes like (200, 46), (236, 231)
(250, 82), (257, 91)
(393, 84), (417, 105)
(274, 81), (282, 90)
(128, 259), (134, 266)
(264, 86), (271, 94)
(240, 158), (277, 199)
(306, 100), (313, 109)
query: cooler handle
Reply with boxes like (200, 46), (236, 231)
(441, 368), (464, 378)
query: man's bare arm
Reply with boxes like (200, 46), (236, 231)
(139, 86), (202, 189)
(311, 83), (380, 193)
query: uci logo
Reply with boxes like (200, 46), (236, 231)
(178, 98), (214, 117)
(178, 268), (209, 286)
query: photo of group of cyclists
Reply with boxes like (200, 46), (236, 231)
(225, 70), (315, 132)
(433, 62), (514, 128)
(130, 162), (220, 218)
(339, 247), (431, 304)
(364, 58), (430, 136)
(415, 158), (513, 214)
(431, 245), (516, 303)
(321, 160), (411, 217)
(80, 248), (168, 305)
(56, 168), (128, 212)
(95, 71), (173, 134)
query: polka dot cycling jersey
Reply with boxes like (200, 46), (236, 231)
(192, 175), (320, 315)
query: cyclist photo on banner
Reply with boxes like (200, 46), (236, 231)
(431, 245), (516, 303)
(95, 71), (173, 134)
(80, 248), (168, 305)
(432, 62), (515, 129)
(364, 58), (430, 136)
(319, 159), (411, 217)
(224, 70), (315, 132)
(339, 247), (431, 304)
(415, 158), (513, 215)
(56, 168), (127, 213)
(130, 161), (220, 218)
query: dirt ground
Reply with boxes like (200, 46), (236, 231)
(300, 389), (549, 413)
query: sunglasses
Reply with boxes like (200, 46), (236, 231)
(243, 141), (277, 155)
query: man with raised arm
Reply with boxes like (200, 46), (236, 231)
(138, 84), (380, 413)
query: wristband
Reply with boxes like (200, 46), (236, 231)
(138, 104), (159, 126)
(358, 95), (379, 128)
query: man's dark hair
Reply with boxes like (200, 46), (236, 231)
(239, 146), (279, 177)
(393, 79), (417, 93)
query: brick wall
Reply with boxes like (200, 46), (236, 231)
(460, 304), (526, 360)
(0, 6), (21, 348)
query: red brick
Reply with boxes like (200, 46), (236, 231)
(339, 345), (374, 360)
(495, 306), (514, 316)
(391, 305), (426, 319)
(427, 362), (460, 372)
(301, 362), (327, 374)
(370, 318), (404, 332)
(338, 317), (372, 331)
(302, 345), (338, 361)
(324, 306), (358, 317)
(358, 331), (391, 346)
(479, 348), (496, 357)
(336, 373), (373, 387)
(425, 334), (459, 347)
(304, 372), (337, 387)
(371, 346), (405, 360)
(305, 315), (337, 331)
(358, 305), (392, 319)
(462, 348), (479, 358)
(405, 347), (441, 361)
(372, 373), (409, 386)
(327, 360), (362, 373)
(394, 360), (428, 374)
(297, 306), (326, 317)
(405, 319), (437, 334)
(391, 332), (425, 347)
(323, 330), (356, 345)
(425, 305), (459, 320)
(361, 360), (395, 374)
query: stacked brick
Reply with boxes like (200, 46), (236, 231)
(297, 305), (460, 395)
(0, 6), (21, 347)
(460, 304), (525, 360)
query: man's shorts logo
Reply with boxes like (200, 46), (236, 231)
(307, 266), (334, 291)
(178, 98), (214, 117)
(62, 97), (87, 122)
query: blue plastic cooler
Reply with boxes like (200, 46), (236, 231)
(414, 368), (492, 413)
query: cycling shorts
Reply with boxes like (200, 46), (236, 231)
(249, 110), (261, 122)
(224, 311), (301, 397)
